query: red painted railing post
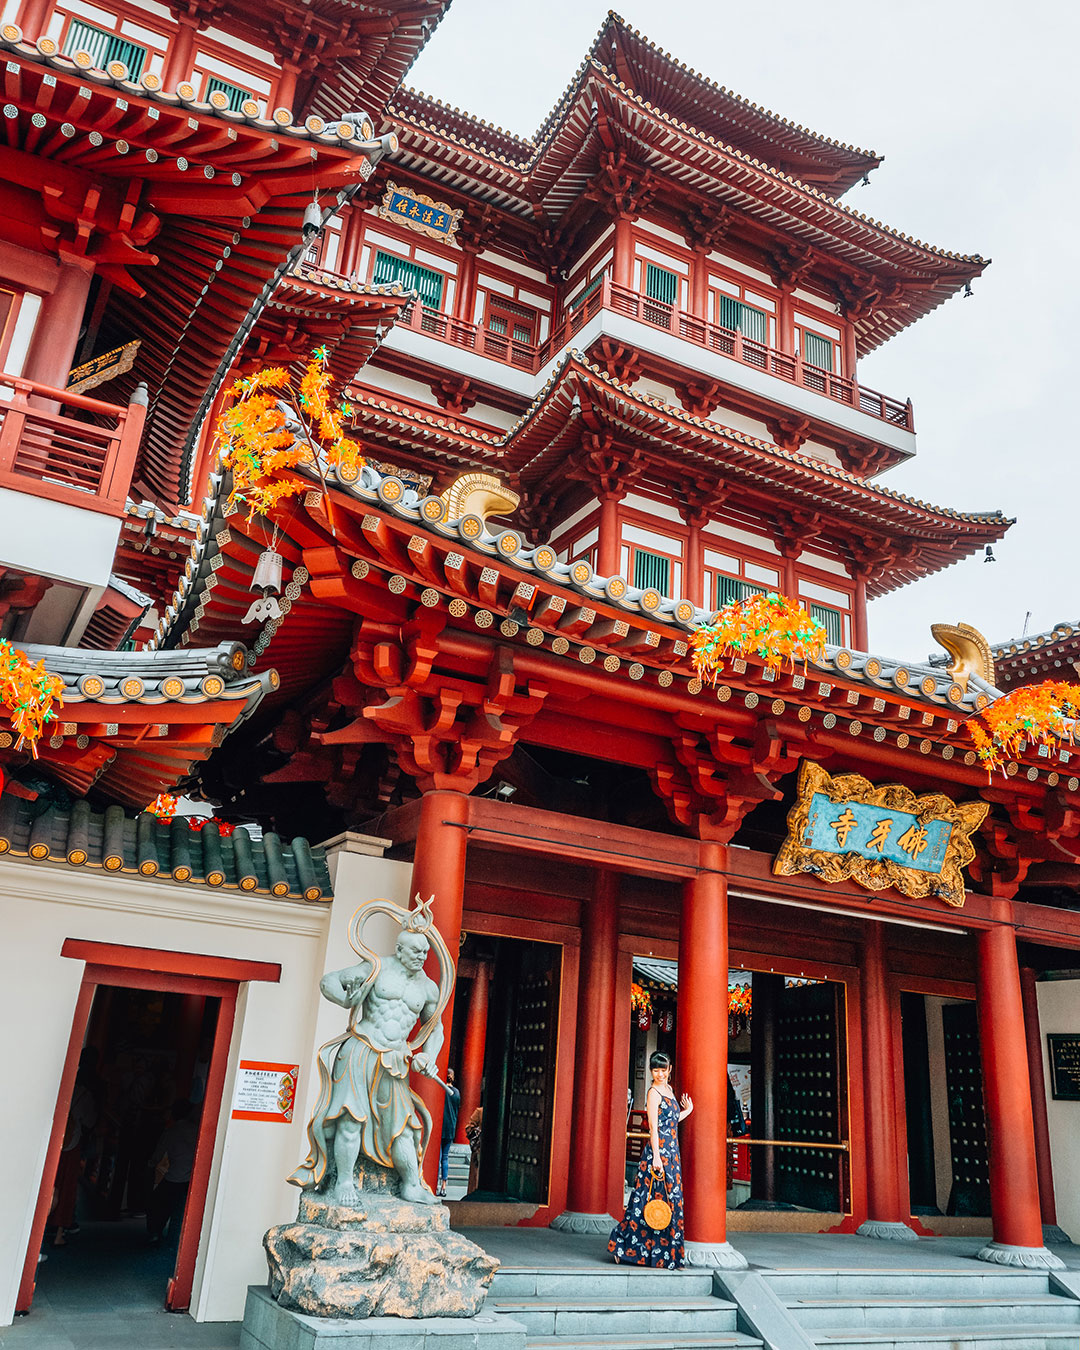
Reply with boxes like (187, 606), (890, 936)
(103, 382), (147, 509)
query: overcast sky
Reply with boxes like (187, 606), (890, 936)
(407, 0), (1078, 668)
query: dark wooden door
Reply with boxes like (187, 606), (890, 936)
(775, 980), (846, 1211)
(942, 1000), (991, 1216)
(505, 947), (560, 1203)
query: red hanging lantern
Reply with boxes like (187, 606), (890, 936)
(637, 1008), (652, 1031)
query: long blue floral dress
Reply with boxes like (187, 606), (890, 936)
(608, 1092), (685, 1268)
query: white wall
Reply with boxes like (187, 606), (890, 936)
(0, 837), (412, 1326)
(1037, 978), (1080, 1242)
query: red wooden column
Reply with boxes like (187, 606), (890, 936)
(684, 521), (704, 608)
(975, 924), (1062, 1267)
(677, 842), (746, 1268)
(1020, 965), (1064, 1240)
(551, 869), (620, 1232)
(855, 922), (916, 1240)
(408, 790), (469, 1191)
(613, 216), (634, 290)
(161, 15), (199, 89)
(23, 264), (92, 393)
(597, 493), (622, 578)
(853, 568), (869, 651)
(455, 960), (490, 1145)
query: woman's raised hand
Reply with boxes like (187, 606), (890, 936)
(680, 1093), (693, 1113)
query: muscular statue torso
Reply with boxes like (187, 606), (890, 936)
(346, 960), (438, 1048)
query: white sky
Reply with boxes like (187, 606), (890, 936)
(407, 0), (1079, 667)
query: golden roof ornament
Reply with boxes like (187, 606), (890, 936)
(931, 621), (995, 693)
(439, 472), (519, 522)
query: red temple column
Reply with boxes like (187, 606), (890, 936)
(690, 247), (708, 320)
(853, 568), (869, 651)
(842, 321), (858, 382)
(15, 0), (50, 36)
(273, 61), (299, 114)
(454, 247), (477, 323)
(551, 869), (619, 1232)
(613, 216), (634, 291)
(677, 842), (746, 1268)
(684, 521), (703, 608)
(408, 790), (469, 1191)
(23, 263), (92, 394)
(597, 493), (622, 578)
(1020, 965), (1064, 1240)
(161, 15), (198, 90)
(856, 922), (917, 1240)
(777, 283), (795, 354)
(455, 959), (489, 1145)
(975, 924), (1062, 1267)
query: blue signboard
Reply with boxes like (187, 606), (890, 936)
(380, 182), (461, 242)
(802, 792), (953, 875)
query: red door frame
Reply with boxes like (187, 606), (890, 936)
(17, 941), (280, 1316)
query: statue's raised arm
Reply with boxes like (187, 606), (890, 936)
(288, 894), (454, 1206)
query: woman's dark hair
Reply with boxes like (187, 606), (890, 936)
(649, 1051), (672, 1071)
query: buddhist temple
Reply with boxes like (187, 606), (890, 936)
(2, 4), (1079, 1341)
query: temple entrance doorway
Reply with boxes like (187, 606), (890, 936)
(627, 958), (851, 1225)
(451, 934), (563, 1213)
(18, 946), (242, 1317)
(900, 992), (991, 1221)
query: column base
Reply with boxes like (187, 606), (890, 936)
(855, 1220), (919, 1242)
(1044, 1223), (1072, 1246)
(976, 1241), (1065, 1270)
(549, 1212), (615, 1235)
(684, 1239), (748, 1269)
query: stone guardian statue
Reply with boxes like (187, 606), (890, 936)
(288, 894), (450, 1205)
(259, 893), (498, 1322)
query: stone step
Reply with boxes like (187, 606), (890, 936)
(810, 1326), (1080, 1350)
(764, 1270), (1052, 1300)
(525, 1336), (762, 1350)
(491, 1266), (717, 1299)
(786, 1296), (1080, 1332)
(487, 1296), (740, 1339)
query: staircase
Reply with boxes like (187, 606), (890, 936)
(763, 1268), (1080, 1349)
(487, 1263), (763, 1350)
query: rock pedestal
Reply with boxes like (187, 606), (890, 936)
(263, 1161), (499, 1321)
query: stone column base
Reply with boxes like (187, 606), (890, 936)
(976, 1241), (1065, 1269)
(241, 1286), (528, 1350)
(549, 1211), (615, 1235)
(684, 1239), (748, 1269)
(855, 1219), (919, 1241)
(1044, 1223), (1072, 1246)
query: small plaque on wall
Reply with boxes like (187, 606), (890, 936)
(1047, 1034), (1080, 1101)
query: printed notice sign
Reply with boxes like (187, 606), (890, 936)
(231, 1061), (300, 1123)
(1047, 1035), (1080, 1101)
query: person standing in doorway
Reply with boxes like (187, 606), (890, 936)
(436, 1069), (460, 1198)
(146, 1099), (199, 1244)
(608, 1051), (692, 1269)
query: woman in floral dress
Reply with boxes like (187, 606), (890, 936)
(609, 1051), (693, 1269)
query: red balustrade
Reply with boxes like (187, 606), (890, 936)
(0, 376), (146, 516)
(396, 277), (914, 432)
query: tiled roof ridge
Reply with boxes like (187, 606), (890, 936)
(388, 61), (985, 271)
(582, 11), (881, 165)
(0, 24), (378, 153)
(992, 620), (1080, 660)
(0, 791), (332, 900)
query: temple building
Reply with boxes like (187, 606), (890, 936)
(2, 3), (1080, 1335)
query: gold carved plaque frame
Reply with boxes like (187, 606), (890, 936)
(774, 761), (988, 908)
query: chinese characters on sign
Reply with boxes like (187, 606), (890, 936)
(803, 793), (954, 874)
(774, 761), (988, 908)
(378, 182), (462, 242)
(231, 1061), (300, 1123)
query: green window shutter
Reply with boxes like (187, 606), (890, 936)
(570, 274), (604, 310)
(717, 295), (767, 345)
(811, 604), (843, 646)
(64, 20), (146, 75)
(372, 251), (444, 309)
(633, 549), (670, 593)
(205, 76), (250, 111)
(645, 263), (678, 306)
(715, 576), (766, 608)
(803, 331), (834, 371)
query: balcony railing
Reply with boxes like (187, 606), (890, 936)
(396, 276), (914, 433)
(0, 376), (147, 517)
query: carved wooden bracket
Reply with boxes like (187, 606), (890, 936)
(594, 337), (642, 385)
(432, 375), (478, 415)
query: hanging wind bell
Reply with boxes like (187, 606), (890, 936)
(243, 547), (284, 624)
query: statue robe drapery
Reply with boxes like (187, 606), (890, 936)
(288, 1017), (432, 1190)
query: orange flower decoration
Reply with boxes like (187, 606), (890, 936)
(967, 679), (1080, 778)
(0, 639), (64, 757)
(148, 792), (178, 823)
(216, 349), (364, 520)
(691, 591), (827, 682)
